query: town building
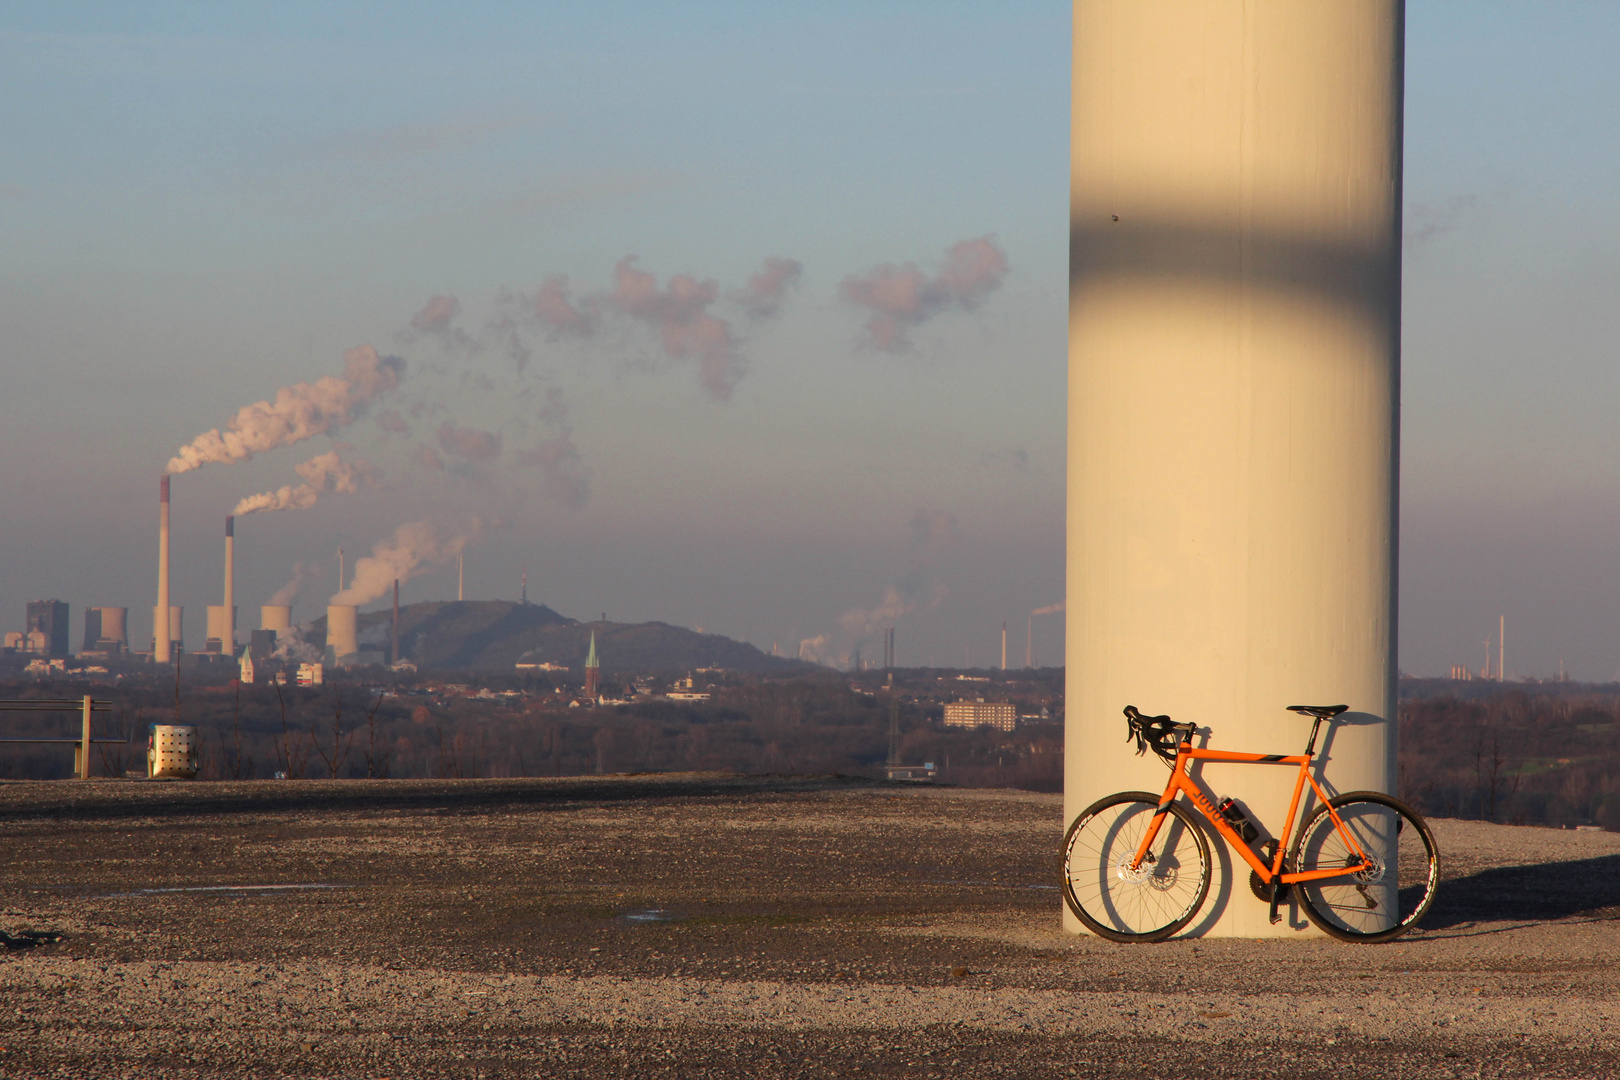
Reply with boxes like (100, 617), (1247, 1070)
(942, 699), (1017, 732)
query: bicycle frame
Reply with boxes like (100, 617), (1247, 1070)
(1130, 740), (1375, 892)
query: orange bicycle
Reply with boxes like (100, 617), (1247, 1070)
(1061, 704), (1439, 943)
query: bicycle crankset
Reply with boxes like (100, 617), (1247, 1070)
(1248, 839), (1292, 904)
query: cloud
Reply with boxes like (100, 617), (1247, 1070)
(332, 517), (485, 606)
(232, 450), (378, 517)
(609, 257), (742, 401)
(1406, 195), (1480, 250)
(534, 275), (593, 335)
(516, 388), (589, 509)
(413, 445), (446, 471)
(841, 236), (1008, 351)
(374, 409), (410, 436)
(166, 345), (404, 473)
(436, 421), (502, 462)
(733, 257), (804, 318)
(404, 294), (478, 353)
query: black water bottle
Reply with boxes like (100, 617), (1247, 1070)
(1216, 796), (1259, 843)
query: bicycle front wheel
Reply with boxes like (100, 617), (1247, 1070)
(1062, 791), (1211, 943)
(1291, 792), (1439, 943)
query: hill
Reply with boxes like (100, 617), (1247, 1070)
(310, 600), (803, 674)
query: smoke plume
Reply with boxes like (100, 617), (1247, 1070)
(819, 506), (958, 667)
(534, 275), (592, 334)
(734, 257), (804, 318)
(232, 450), (377, 516)
(331, 517), (486, 607)
(166, 346), (404, 473)
(269, 561), (320, 609)
(405, 295), (477, 353)
(436, 421), (502, 462)
(517, 388), (589, 509)
(1031, 601), (1064, 616)
(608, 257), (741, 400)
(840, 236), (1008, 351)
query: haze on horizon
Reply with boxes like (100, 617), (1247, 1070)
(2, 2), (1618, 679)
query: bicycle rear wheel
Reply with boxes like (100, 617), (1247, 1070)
(1291, 792), (1439, 943)
(1062, 791), (1211, 943)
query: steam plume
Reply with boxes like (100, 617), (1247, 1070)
(516, 388), (589, 509)
(609, 257), (740, 400)
(1031, 601), (1065, 616)
(331, 518), (485, 607)
(436, 421), (502, 462)
(269, 561), (319, 608)
(734, 257), (803, 318)
(534, 275), (592, 334)
(841, 236), (1008, 351)
(232, 450), (377, 516)
(166, 346), (404, 473)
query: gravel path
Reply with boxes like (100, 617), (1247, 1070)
(2, 775), (1618, 1078)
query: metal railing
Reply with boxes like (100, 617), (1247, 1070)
(0, 697), (123, 779)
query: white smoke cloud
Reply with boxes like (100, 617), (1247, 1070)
(269, 561), (320, 609)
(331, 517), (486, 607)
(270, 624), (323, 663)
(166, 346), (404, 473)
(232, 450), (377, 517)
(798, 635), (830, 663)
(840, 236), (1008, 351)
(608, 257), (741, 400)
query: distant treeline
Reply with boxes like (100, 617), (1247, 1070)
(0, 671), (1063, 792)
(1399, 680), (1620, 830)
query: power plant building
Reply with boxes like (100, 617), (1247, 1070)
(25, 601), (70, 658)
(942, 700), (1017, 732)
(82, 607), (129, 655)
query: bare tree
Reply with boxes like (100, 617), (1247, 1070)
(311, 691), (354, 779)
(227, 678), (253, 780)
(272, 679), (310, 779)
(361, 691), (389, 779)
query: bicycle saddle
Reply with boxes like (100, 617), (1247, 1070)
(1286, 704), (1349, 719)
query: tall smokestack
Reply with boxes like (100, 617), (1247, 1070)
(223, 516), (235, 656)
(458, 552), (464, 602)
(156, 476), (171, 663)
(392, 578), (400, 666)
(1001, 621), (1008, 671)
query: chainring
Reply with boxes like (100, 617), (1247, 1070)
(1248, 840), (1292, 904)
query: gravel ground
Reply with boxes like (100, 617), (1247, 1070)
(2, 774), (1618, 1078)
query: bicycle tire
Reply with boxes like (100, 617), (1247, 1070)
(1062, 791), (1211, 943)
(1290, 792), (1439, 943)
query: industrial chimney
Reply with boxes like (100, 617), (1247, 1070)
(327, 604), (359, 664)
(155, 475), (171, 663)
(223, 515), (235, 656)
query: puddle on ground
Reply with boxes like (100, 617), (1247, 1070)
(84, 884), (356, 899)
(621, 908), (678, 923)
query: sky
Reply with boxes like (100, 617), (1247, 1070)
(0, 2), (1617, 678)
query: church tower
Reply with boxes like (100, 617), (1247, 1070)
(584, 631), (600, 701)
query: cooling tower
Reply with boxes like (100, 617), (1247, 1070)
(98, 606), (127, 647)
(156, 476), (171, 663)
(205, 606), (238, 652)
(326, 604), (359, 661)
(261, 606), (292, 632)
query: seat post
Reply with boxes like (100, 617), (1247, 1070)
(1305, 717), (1324, 757)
